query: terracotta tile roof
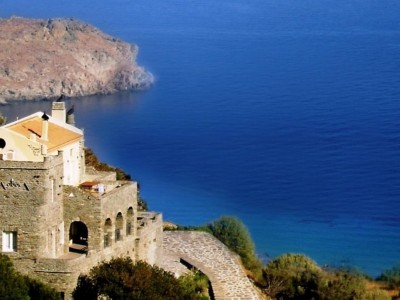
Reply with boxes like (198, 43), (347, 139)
(80, 181), (99, 189)
(7, 115), (82, 152)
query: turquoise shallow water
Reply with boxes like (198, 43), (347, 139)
(2, 0), (400, 277)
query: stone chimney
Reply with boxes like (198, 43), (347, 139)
(52, 101), (66, 123)
(66, 105), (75, 126)
(41, 113), (49, 141)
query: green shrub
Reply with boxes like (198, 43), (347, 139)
(319, 269), (367, 300)
(24, 276), (62, 300)
(168, 225), (212, 234)
(0, 254), (60, 300)
(0, 254), (29, 300)
(262, 253), (322, 300)
(178, 270), (210, 299)
(378, 264), (400, 289)
(72, 257), (202, 300)
(262, 254), (371, 300)
(208, 216), (258, 269)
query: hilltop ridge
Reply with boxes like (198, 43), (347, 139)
(0, 17), (153, 103)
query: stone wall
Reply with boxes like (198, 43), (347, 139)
(136, 212), (163, 265)
(1, 155), (163, 299)
(101, 181), (138, 247)
(11, 229), (147, 298)
(63, 185), (102, 252)
(0, 154), (64, 258)
(10, 254), (82, 295)
(63, 180), (138, 252)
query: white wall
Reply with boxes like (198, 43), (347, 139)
(60, 142), (82, 186)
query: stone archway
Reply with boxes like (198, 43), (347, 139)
(69, 221), (88, 253)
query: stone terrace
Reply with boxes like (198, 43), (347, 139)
(160, 231), (261, 300)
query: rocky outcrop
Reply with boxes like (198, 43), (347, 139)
(0, 17), (153, 103)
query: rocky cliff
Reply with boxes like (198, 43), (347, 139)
(0, 17), (153, 103)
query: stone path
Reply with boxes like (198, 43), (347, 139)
(160, 231), (261, 300)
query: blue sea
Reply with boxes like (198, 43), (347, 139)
(2, 0), (400, 277)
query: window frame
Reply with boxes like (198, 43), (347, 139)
(2, 231), (17, 252)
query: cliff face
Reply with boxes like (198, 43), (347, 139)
(0, 17), (153, 103)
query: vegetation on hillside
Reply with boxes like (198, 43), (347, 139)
(84, 147), (131, 180)
(378, 264), (400, 289)
(0, 254), (61, 300)
(72, 257), (209, 300)
(200, 216), (399, 300)
(261, 254), (393, 300)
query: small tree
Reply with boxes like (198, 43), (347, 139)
(208, 216), (257, 269)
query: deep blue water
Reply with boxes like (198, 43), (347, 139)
(2, 0), (400, 277)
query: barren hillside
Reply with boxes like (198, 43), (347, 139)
(0, 17), (153, 103)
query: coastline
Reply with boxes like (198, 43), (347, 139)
(0, 17), (153, 103)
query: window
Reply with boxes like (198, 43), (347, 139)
(104, 233), (111, 248)
(2, 231), (17, 252)
(115, 213), (123, 242)
(126, 207), (134, 236)
(104, 218), (112, 248)
(115, 229), (121, 242)
(126, 222), (132, 236)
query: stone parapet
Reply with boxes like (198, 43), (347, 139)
(136, 212), (163, 265)
(0, 152), (63, 170)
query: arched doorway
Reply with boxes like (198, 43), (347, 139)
(69, 221), (88, 254)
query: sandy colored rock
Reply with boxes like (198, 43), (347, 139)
(0, 16), (153, 103)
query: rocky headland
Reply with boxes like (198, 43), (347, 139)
(0, 17), (153, 103)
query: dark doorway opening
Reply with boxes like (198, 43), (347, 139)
(69, 221), (88, 254)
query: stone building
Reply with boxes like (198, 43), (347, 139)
(0, 101), (163, 298)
